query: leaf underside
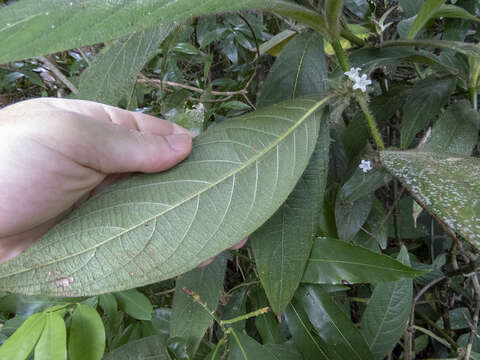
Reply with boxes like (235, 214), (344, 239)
(0, 97), (326, 296)
(381, 151), (480, 248)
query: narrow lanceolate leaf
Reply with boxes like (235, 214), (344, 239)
(0, 313), (46, 360)
(34, 313), (67, 360)
(170, 253), (227, 357)
(103, 335), (170, 360)
(76, 25), (175, 106)
(259, 29), (297, 57)
(302, 237), (425, 284)
(424, 100), (478, 156)
(297, 285), (374, 360)
(0, 97), (329, 296)
(257, 32), (328, 108)
(284, 299), (331, 360)
(382, 39), (480, 58)
(68, 304), (106, 360)
(252, 31), (329, 314)
(381, 151), (480, 248)
(0, 0), (328, 64)
(400, 75), (456, 149)
(360, 246), (413, 359)
(407, 0), (446, 39)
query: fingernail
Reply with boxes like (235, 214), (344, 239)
(166, 134), (190, 151)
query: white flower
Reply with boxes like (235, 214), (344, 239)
(352, 74), (372, 93)
(359, 159), (373, 173)
(344, 67), (361, 81)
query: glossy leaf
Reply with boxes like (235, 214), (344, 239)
(76, 25), (174, 106)
(221, 287), (248, 332)
(34, 313), (67, 360)
(360, 246), (413, 359)
(114, 289), (153, 321)
(257, 32), (328, 108)
(407, 0), (446, 39)
(68, 304), (105, 360)
(0, 294), (75, 316)
(297, 285), (374, 360)
(381, 150), (480, 248)
(0, 313), (46, 360)
(400, 76), (456, 149)
(104, 335), (170, 360)
(302, 237), (426, 284)
(0, 97), (329, 296)
(424, 100), (478, 155)
(0, 0), (329, 64)
(249, 287), (285, 344)
(382, 39), (480, 58)
(284, 299), (331, 360)
(252, 31), (329, 314)
(229, 331), (301, 360)
(170, 253), (227, 356)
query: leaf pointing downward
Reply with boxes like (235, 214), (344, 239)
(0, 97), (330, 297)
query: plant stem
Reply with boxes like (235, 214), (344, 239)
(331, 40), (350, 72)
(357, 95), (385, 150)
(221, 306), (270, 326)
(469, 87), (478, 111)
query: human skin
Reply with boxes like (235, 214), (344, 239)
(0, 98), (245, 265)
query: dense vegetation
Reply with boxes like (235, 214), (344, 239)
(1, 0), (480, 359)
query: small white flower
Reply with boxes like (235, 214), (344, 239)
(352, 74), (372, 93)
(359, 159), (373, 173)
(344, 67), (361, 81)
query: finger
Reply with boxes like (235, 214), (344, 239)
(197, 257), (215, 268)
(32, 98), (195, 137)
(229, 237), (248, 250)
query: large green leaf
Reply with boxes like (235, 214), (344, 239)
(170, 253), (227, 357)
(297, 285), (374, 360)
(400, 75), (456, 149)
(407, 0), (446, 39)
(257, 31), (328, 108)
(382, 39), (480, 58)
(0, 97), (329, 296)
(0, 0), (329, 64)
(0, 312), (46, 360)
(380, 150), (480, 248)
(360, 246), (413, 359)
(103, 335), (170, 360)
(252, 31), (329, 314)
(284, 300), (331, 360)
(34, 313), (67, 360)
(302, 237), (425, 284)
(229, 331), (301, 360)
(68, 304), (105, 360)
(424, 100), (478, 155)
(399, 0), (423, 17)
(76, 25), (174, 106)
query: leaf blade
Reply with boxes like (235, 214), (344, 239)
(34, 313), (67, 360)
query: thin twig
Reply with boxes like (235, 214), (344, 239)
(76, 47), (92, 66)
(465, 271), (480, 359)
(38, 55), (79, 94)
(138, 77), (248, 96)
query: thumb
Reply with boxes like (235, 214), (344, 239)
(85, 125), (193, 174)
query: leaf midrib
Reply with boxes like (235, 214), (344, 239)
(0, 96), (331, 279)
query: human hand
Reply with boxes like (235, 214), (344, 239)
(0, 98), (195, 263)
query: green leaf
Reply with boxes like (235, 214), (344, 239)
(259, 29), (297, 57)
(399, 0), (423, 17)
(76, 25), (174, 106)
(68, 304), (105, 360)
(252, 31), (329, 314)
(0, 0), (329, 64)
(170, 253), (227, 356)
(221, 287), (248, 332)
(114, 289), (153, 321)
(229, 331), (301, 360)
(382, 39), (480, 58)
(380, 150), (480, 248)
(407, 0), (446, 39)
(0, 313), (46, 360)
(400, 75), (456, 149)
(335, 188), (372, 241)
(296, 285), (374, 360)
(104, 335), (170, 360)
(0, 96), (330, 296)
(434, 4), (480, 22)
(424, 100), (478, 155)
(359, 246), (413, 359)
(34, 313), (67, 360)
(167, 337), (189, 360)
(302, 237), (426, 284)
(325, 0), (345, 40)
(0, 294), (75, 316)
(257, 31), (328, 108)
(99, 293), (118, 320)
(284, 299), (331, 360)
(249, 287), (285, 344)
